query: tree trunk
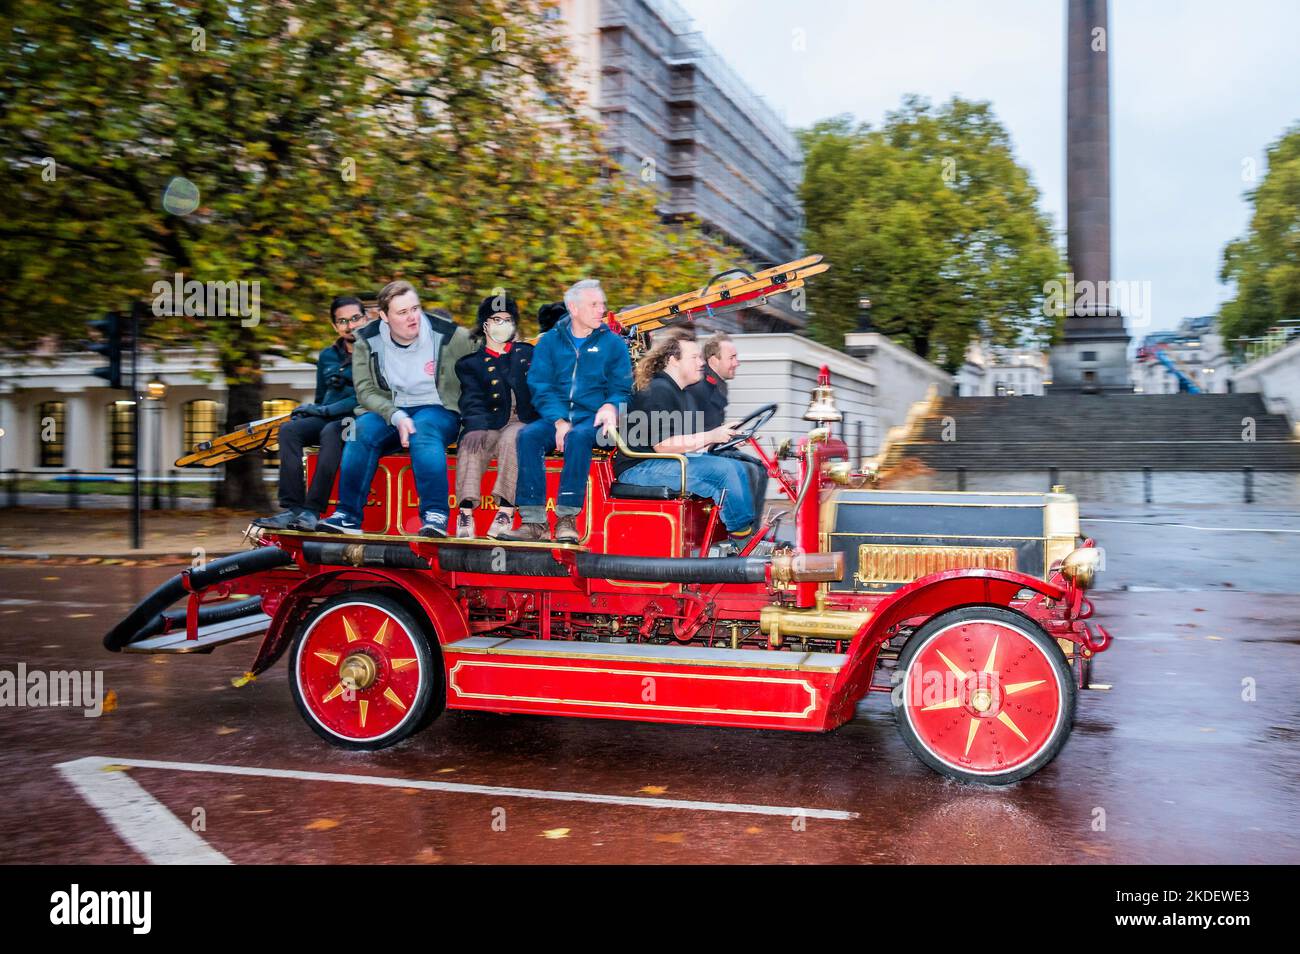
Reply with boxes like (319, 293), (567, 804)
(215, 344), (271, 512)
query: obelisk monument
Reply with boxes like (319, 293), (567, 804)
(1050, 0), (1131, 392)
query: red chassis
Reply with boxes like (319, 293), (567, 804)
(105, 380), (1113, 785)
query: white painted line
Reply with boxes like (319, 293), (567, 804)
(1084, 518), (1300, 534)
(60, 755), (858, 821)
(56, 757), (231, 865)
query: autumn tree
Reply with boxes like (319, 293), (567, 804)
(0, 0), (725, 506)
(1218, 122), (1300, 342)
(799, 96), (1064, 370)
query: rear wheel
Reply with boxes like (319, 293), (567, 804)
(894, 606), (1075, 784)
(289, 591), (443, 750)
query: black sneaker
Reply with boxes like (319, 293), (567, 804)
(290, 510), (319, 531)
(318, 511), (363, 535)
(418, 511), (449, 538)
(252, 510), (300, 530)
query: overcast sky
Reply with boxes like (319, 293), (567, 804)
(675, 0), (1299, 336)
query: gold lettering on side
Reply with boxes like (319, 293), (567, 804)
(856, 544), (1017, 584)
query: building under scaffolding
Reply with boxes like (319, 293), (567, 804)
(559, 0), (806, 333)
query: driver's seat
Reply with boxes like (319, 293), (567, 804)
(608, 482), (709, 502)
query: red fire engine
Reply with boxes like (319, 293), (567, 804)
(105, 365), (1112, 785)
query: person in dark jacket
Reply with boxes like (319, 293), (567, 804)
(685, 332), (768, 522)
(615, 330), (754, 538)
(254, 295), (370, 531)
(452, 294), (539, 538)
(502, 279), (631, 543)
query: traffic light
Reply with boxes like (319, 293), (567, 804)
(88, 312), (124, 389)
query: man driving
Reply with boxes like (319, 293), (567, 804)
(686, 331), (769, 524)
(616, 330), (755, 543)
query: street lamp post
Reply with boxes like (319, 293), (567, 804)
(147, 376), (167, 510)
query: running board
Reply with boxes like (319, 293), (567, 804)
(122, 614), (272, 654)
(444, 636), (848, 673)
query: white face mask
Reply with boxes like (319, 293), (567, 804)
(486, 320), (515, 344)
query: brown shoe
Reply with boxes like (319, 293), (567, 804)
(500, 521), (551, 543)
(555, 514), (580, 543)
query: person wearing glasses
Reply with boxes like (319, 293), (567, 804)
(254, 295), (372, 531)
(451, 294), (540, 538)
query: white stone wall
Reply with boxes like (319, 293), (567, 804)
(1233, 335), (1300, 431)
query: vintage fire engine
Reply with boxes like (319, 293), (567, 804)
(104, 365), (1112, 785)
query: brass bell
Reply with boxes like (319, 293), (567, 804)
(804, 365), (842, 422)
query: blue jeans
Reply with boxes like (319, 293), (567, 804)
(619, 453), (755, 532)
(516, 418), (601, 524)
(334, 405), (460, 523)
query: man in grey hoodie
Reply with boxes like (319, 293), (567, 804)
(319, 280), (475, 537)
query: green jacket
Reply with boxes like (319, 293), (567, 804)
(352, 308), (476, 420)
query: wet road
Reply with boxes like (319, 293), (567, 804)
(2, 506), (1298, 864)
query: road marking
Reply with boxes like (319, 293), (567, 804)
(56, 757), (232, 865)
(1084, 518), (1300, 534)
(58, 756), (859, 837)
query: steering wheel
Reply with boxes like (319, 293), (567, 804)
(710, 402), (777, 453)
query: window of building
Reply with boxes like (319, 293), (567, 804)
(262, 399), (298, 468)
(36, 400), (66, 468)
(182, 400), (223, 455)
(1081, 351), (1097, 362)
(107, 400), (136, 469)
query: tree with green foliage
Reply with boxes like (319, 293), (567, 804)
(0, 0), (725, 507)
(798, 96), (1064, 370)
(1218, 122), (1300, 342)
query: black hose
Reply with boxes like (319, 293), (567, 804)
(576, 553), (767, 584)
(103, 546), (294, 651)
(436, 547), (569, 577)
(127, 596), (266, 643)
(302, 541), (431, 570)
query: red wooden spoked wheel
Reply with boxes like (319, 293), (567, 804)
(289, 591), (442, 750)
(895, 606), (1076, 784)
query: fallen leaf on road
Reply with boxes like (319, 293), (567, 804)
(653, 832), (685, 844)
(639, 785), (668, 795)
(541, 828), (570, 840)
(101, 690), (118, 714)
(413, 847), (442, 864)
(436, 767), (458, 774)
(745, 826), (762, 835)
(1205, 635), (1223, 641)
(216, 726), (239, 735)
(67, 613), (92, 619)
(42, 576), (59, 581)
(100, 764), (130, 773)
(305, 818), (340, 831)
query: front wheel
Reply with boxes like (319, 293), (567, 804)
(894, 606), (1076, 784)
(289, 591), (443, 750)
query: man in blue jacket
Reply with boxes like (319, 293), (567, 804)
(502, 279), (631, 543)
(254, 295), (370, 531)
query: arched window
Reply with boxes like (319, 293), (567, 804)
(262, 399), (298, 467)
(36, 400), (66, 467)
(107, 400), (136, 469)
(182, 400), (223, 455)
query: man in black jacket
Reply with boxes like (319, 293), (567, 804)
(254, 295), (369, 531)
(452, 294), (539, 538)
(685, 332), (768, 523)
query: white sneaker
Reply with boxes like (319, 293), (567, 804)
(487, 510), (515, 539)
(455, 510), (476, 539)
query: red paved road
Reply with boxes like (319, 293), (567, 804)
(2, 564), (1298, 864)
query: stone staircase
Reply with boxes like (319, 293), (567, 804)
(881, 393), (1300, 472)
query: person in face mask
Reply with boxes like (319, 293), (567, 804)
(451, 293), (540, 538)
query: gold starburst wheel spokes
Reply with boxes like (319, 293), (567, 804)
(902, 616), (1066, 777)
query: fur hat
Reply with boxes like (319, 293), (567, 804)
(476, 293), (520, 330)
(536, 302), (567, 334)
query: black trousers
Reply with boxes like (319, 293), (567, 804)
(276, 416), (346, 514)
(715, 449), (769, 522)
